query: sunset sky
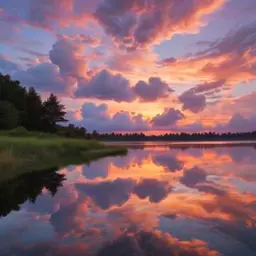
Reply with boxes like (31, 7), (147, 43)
(0, 0), (256, 133)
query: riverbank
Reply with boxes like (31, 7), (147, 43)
(0, 136), (127, 182)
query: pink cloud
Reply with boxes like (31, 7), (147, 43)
(75, 70), (136, 102)
(179, 80), (226, 113)
(179, 90), (206, 113)
(13, 63), (75, 94)
(50, 36), (87, 79)
(0, 54), (20, 73)
(134, 77), (173, 102)
(151, 108), (185, 127)
(95, 0), (226, 49)
(97, 230), (220, 256)
(70, 102), (149, 132)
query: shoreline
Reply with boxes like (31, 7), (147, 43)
(0, 136), (127, 182)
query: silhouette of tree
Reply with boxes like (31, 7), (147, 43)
(0, 169), (65, 217)
(42, 94), (67, 132)
(25, 87), (43, 131)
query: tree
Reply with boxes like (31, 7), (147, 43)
(25, 87), (43, 131)
(42, 94), (67, 132)
(0, 73), (27, 126)
(0, 101), (19, 129)
(92, 130), (99, 137)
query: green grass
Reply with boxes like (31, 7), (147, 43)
(0, 135), (127, 182)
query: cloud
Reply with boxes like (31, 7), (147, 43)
(75, 70), (135, 102)
(160, 57), (177, 66)
(191, 80), (226, 94)
(179, 90), (206, 113)
(133, 77), (173, 102)
(106, 47), (159, 75)
(195, 183), (226, 196)
(50, 202), (86, 234)
(152, 153), (183, 172)
(49, 37), (87, 79)
(0, 9), (21, 43)
(82, 159), (110, 180)
(179, 80), (226, 113)
(180, 167), (207, 188)
(158, 21), (256, 85)
(0, 54), (19, 73)
(98, 230), (220, 256)
(195, 21), (256, 82)
(76, 177), (174, 209)
(0, 0), (95, 30)
(13, 63), (75, 93)
(76, 178), (135, 209)
(216, 113), (256, 133)
(70, 102), (149, 132)
(57, 33), (101, 47)
(151, 108), (184, 127)
(197, 22), (256, 57)
(134, 179), (172, 203)
(95, 0), (226, 49)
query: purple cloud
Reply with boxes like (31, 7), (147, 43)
(195, 21), (256, 82)
(70, 102), (149, 132)
(179, 90), (206, 114)
(216, 113), (256, 133)
(75, 70), (135, 102)
(134, 77), (173, 102)
(0, 54), (19, 73)
(180, 167), (207, 188)
(134, 179), (172, 203)
(192, 80), (226, 94)
(76, 178), (135, 209)
(159, 57), (177, 66)
(49, 37), (87, 79)
(13, 63), (74, 93)
(197, 22), (256, 57)
(151, 108), (184, 127)
(0, 0), (95, 30)
(95, 0), (225, 48)
(179, 80), (226, 113)
(153, 153), (183, 172)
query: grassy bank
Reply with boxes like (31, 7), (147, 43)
(0, 135), (127, 182)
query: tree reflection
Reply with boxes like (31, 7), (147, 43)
(0, 169), (66, 217)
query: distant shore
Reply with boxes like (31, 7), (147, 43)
(104, 140), (256, 149)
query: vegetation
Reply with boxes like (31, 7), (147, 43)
(0, 134), (127, 181)
(0, 73), (68, 132)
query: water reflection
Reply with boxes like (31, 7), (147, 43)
(0, 169), (65, 217)
(1, 143), (256, 255)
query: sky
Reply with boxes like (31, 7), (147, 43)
(0, 0), (256, 133)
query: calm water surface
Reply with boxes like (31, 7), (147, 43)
(1, 142), (256, 255)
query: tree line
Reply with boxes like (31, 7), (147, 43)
(1, 72), (256, 141)
(96, 131), (256, 141)
(0, 73), (87, 137)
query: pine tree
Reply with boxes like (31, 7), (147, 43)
(25, 87), (43, 131)
(42, 94), (67, 132)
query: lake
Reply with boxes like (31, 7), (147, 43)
(1, 142), (256, 256)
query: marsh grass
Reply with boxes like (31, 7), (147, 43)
(0, 135), (127, 181)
